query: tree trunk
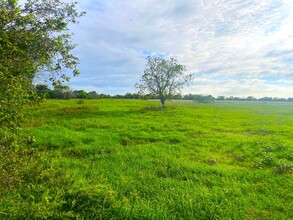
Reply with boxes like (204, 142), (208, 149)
(160, 97), (166, 108)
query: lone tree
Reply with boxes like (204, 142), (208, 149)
(0, 0), (84, 146)
(136, 56), (193, 107)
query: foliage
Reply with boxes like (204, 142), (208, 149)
(48, 85), (71, 99)
(0, 144), (120, 219)
(136, 56), (193, 107)
(35, 84), (293, 102)
(88, 91), (99, 99)
(192, 94), (214, 103)
(36, 84), (50, 98)
(0, 0), (84, 145)
(0, 1), (84, 218)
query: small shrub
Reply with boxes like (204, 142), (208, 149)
(275, 162), (293, 174)
(208, 158), (217, 165)
(61, 184), (118, 218)
(121, 137), (133, 146)
(254, 153), (276, 169)
(81, 137), (95, 145)
(0, 145), (40, 196)
(260, 153), (275, 166)
(0, 145), (121, 219)
(169, 138), (182, 144)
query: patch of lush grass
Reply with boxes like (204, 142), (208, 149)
(1, 99), (292, 219)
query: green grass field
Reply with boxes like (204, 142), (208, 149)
(1, 99), (293, 219)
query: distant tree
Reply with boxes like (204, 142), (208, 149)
(259, 97), (273, 101)
(246, 96), (257, 101)
(88, 91), (98, 99)
(135, 56), (193, 107)
(35, 84), (50, 98)
(217, 96), (225, 100)
(113, 94), (124, 99)
(143, 94), (153, 100)
(193, 95), (214, 103)
(226, 96), (234, 101)
(272, 97), (286, 102)
(48, 85), (70, 99)
(98, 94), (110, 99)
(124, 93), (141, 99)
(134, 93), (143, 99)
(183, 93), (194, 100)
(73, 90), (88, 99)
(232, 97), (241, 101)
(173, 93), (183, 100)
(124, 93), (133, 99)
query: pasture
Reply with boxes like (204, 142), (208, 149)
(1, 99), (292, 219)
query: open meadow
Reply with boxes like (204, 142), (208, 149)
(1, 99), (292, 219)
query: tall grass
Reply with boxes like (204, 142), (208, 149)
(1, 99), (292, 219)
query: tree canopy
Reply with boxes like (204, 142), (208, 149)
(136, 56), (193, 107)
(0, 0), (84, 145)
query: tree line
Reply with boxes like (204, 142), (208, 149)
(36, 84), (293, 102)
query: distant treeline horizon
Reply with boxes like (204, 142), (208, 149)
(36, 84), (293, 103)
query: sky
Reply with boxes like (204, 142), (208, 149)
(24, 0), (293, 97)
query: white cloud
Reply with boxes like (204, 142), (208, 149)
(184, 77), (293, 98)
(31, 0), (293, 97)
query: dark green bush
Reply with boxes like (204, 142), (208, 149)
(193, 95), (214, 103)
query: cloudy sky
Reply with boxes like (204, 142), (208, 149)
(32, 0), (293, 97)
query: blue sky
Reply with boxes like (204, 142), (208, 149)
(27, 0), (293, 97)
